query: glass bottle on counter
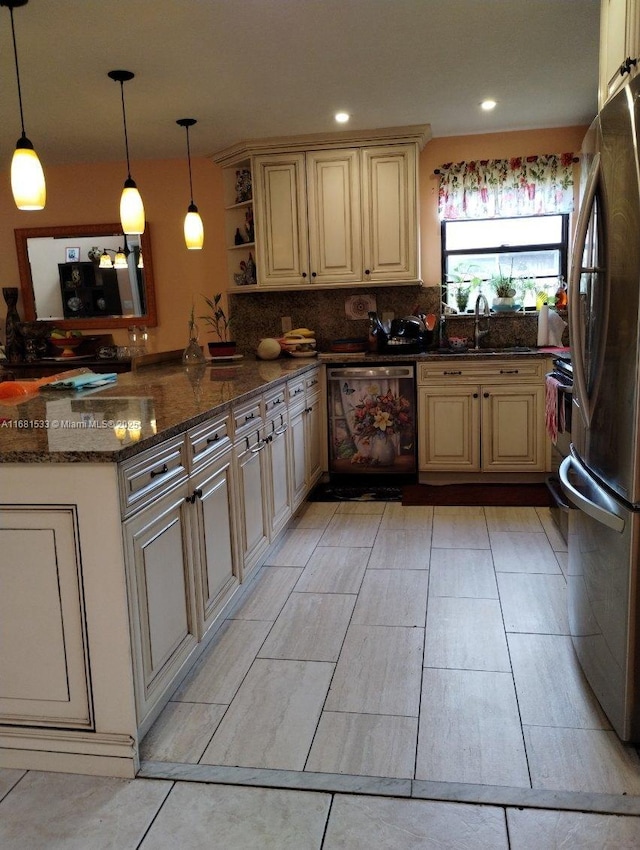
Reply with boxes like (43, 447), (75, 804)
(554, 275), (568, 309)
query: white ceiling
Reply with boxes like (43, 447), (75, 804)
(0, 0), (600, 167)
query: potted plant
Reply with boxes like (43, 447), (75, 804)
(199, 293), (236, 357)
(490, 265), (520, 311)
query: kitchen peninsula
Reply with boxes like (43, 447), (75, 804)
(0, 356), (323, 777)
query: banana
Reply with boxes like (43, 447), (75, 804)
(285, 328), (314, 338)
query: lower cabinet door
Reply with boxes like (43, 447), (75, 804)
(190, 453), (240, 639)
(0, 507), (92, 728)
(305, 390), (323, 487)
(234, 437), (270, 578)
(267, 416), (293, 537)
(481, 384), (545, 471)
(288, 402), (307, 508)
(123, 484), (198, 725)
(418, 386), (480, 470)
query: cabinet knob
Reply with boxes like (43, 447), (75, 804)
(301, 272), (307, 279)
(194, 488), (203, 500)
(364, 269), (370, 276)
(473, 392), (479, 399)
(483, 392), (489, 398)
(311, 272), (317, 278)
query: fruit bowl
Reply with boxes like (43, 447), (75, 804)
(50, 336), (84, 357)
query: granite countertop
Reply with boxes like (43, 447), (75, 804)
(0, 347), (567, 464)
(0, 356), (319, 464)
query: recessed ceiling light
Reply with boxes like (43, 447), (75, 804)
(481, 100), (497, 111)
(335, 112), (350, 124)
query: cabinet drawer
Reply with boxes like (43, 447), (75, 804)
(418, 358), (544, 385)
(287, 377), (306, 403)
(305, 370), (321, 392)
(119, 435), (188, 518)
(187, 413), (232, 471)
(264, 385), (287, 418)
(233, 397), (264, 438)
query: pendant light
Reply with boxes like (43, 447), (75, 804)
(1, 0), (46, 210)
(108, 70), (145, 235)
(176, 118), (204, 249)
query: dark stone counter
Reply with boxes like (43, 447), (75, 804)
(0, 356), (319, 463)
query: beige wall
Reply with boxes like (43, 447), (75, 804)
(0, 124), (588, 353)
(0, 156), (227, 353)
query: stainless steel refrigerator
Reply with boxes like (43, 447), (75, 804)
(559, 74), (640, 742)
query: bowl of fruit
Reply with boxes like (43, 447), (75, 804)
(49, 331), (84, 357)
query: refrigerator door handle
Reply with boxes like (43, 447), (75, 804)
(559, 454), (625, 533)
(569, 151), (601, 430)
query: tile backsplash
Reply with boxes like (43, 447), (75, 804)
(229, 286), (568, 353)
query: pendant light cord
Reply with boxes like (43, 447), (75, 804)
(185, 123), (195, 205)
(8, 6), (26, 137)
(118, 81), (132, 179)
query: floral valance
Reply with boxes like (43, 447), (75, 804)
(437, 153), (575, 220)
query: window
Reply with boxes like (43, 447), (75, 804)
(437, 153), (575, 312)
(442, 214), (569, 312)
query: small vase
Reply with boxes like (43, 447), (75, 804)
(3, 287), (23, 363)
(370, 432), (396, 466)
(182, 321), (205, 365)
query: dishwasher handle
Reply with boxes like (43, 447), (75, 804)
(327, 366), (414, 380)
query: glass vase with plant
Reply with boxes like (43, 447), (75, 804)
(199, 293), (236, 357)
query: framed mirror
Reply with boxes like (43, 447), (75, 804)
(14, 222), (157, 329)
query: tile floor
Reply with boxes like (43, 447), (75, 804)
(3, 501), (640, 847)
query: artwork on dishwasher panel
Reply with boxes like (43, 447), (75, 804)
(327, 372), (416, 474)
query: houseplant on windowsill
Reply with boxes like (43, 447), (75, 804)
(490, 268), (520, 312)
(199, 293), (236, 357)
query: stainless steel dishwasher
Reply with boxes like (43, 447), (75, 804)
(326, 364), (416, 477)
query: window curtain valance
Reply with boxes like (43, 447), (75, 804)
(437, 153), (575, 220)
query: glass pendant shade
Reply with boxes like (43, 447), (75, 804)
(113, 248), (128, 269)
(120, 177), (145, 235)
(177, 118), (204, 250)
(99, 251), (113, 268)
(3, 1), (46, 211)
(184, 204), (204, 249)
(11, 135), (45, 210)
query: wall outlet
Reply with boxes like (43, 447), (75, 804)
(281, 316), (292, 334)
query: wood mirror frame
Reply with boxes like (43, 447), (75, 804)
(14, 222), (158, 330)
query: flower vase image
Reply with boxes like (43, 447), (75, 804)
(370, 431), (396, 466)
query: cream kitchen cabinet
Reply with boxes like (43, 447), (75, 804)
(287, 368), (323, 508)
(213, 126), (429, 292)
(599, 0), (640, 107)
(418, 359), (550, 474)
(232, 397), (270, 578)
(187, 414), (240, 641)
(264, 384), (293, 538)
(0, 507), (92, 730)
(254, 149), (363, 287)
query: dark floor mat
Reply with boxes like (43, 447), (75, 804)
(402, 483), (554, 507)
(308, 483), (403, 502)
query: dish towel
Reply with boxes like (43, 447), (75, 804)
(44, 372), (118, 391)
(545, 375), (564, 444)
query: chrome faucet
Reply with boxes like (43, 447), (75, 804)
(474, 293), (490, 349)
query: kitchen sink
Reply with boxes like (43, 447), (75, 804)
(437, 346), (534, 355)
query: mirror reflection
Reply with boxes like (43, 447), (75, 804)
(14, 223), (157, 329)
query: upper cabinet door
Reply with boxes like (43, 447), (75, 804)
(599, 0), (640, 107)
(361, 144), (419, 282)
(306, 149), (363, 284)
(254, 153), (309, 286)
